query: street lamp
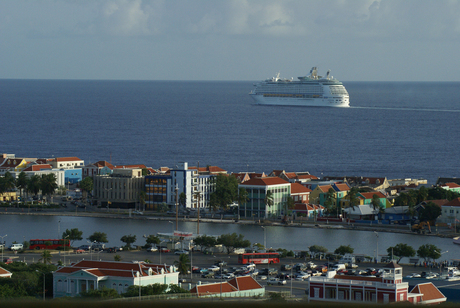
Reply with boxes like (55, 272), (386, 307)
(374, 231), (379, 263)
(0, 234), (6, 262)
(63, 235), (69, 266)
(261, 226), (266, 252)
(87, 240), (96, 260)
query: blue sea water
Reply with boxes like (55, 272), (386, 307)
(1, 79), (460, 184)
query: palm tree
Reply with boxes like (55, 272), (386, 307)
(193, 190), (201, 234)
(138, 190), (147, 211)
(324, 188), (336, 215)
(27, 174), (41, 198)
(264, 191), (274, 217)
(16, 171), (28, 201)
(39, 250), (52, 264)
(174, 253), (190, 275)
(237, 188), (249, 219)
(347, 187), (359, 209)
(40, 173), (58, 201)
(2, 171), (16, 191)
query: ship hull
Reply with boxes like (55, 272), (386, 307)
(250, 94), (350, 108)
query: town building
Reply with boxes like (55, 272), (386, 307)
(238, 177), (291, 219)
(307, 262), (446, 304)
(82, 160), (114, 178)
(440, 197), (460, 224)
(48, 157), (84, 169)
(93, 168), (144, 209)
(190, 276), (264, 298)
(53, 260), (179, 298)
(0, 267), (12, 278)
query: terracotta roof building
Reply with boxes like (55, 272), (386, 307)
(190, 275), (264, 298)
(53, 260), (179, 298)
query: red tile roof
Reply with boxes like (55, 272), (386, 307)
(0, 267), (12, 277)
(444, 182), (460, 188)
(228, 276), (263, 291)
(114, 164), (147, 169)
(318, 185), (333, 193)
(191, 282), (237, 295)
(410, 282), (446, 304)
(240, 177), (289, 186)
(443, 197), (460, 207)
(93, 161), (114, 169)
(334, 183), (350, 192)
(296, 174), (318, 180)
(291, 183), (312, 194)
(360, 192), (386, 199)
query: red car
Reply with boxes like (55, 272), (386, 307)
(160, 248), (170, 253)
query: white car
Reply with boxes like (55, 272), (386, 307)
(174, 250), (189, 255)
(425, 273), (437, 279)
(405, 273), (421, 278)
(296, 272), (311, 279)
(208, 265), (220, 272)
(148, 246), (158, 252)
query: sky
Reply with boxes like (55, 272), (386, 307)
(1, 0), (460, 82)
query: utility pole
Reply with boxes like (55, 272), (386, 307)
(175, 184), (179, 231)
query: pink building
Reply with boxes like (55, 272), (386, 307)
(308, 262), (446, 304)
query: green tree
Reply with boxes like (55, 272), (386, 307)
(80, 286), (120, 299)
(114, 254), (122, 261)
(324, 188), (336, 214)
(145, 235), (160, 247)
(417, 244), (442, 262)
(39, 250), (52, 264)
(264, 191), (274, 209)
(166, 284), (190, 294)
(209, 174), (239, 210)
(309, 245), (328, 255)
(27, 174), (41, 197)
(386, 243), (416, 263)
(238, 187), (249, 208)
(419, 202), (442, 222)
(174, 253), (190, 275)
(87, 231), (109, 243)
(123, 284), (168, 297)
(0, 171), (16, 193)
(79, 176), (93, 202)
(62, 228), (83, 246)
(285, 196), (295, 214)
(179, 192), (186, 207)
(334, 245), (354, 256)
(217, 233), (251, 254)
(138, 190), (146, 211)
(39, 173), (58, 200)
(120, 234), (137, 249)
(16, 171), (28, 201)
(371, 194), (381, 210)
(193, 235), (217, 252)
(347, 187), (360, 209)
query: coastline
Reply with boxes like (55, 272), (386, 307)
(0, 207), (455, 239)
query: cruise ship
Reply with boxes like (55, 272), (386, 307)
(249, 67), (350, 107)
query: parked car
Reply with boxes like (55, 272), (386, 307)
(73, 248), (85, 254)
(174, 250), (189, 255)
(9, 244), (23, 251)
(208, 265), (220, 272)
(148, 246), (158, 252)
(278, 280), (287, 285)
(160, 248), (170, 253)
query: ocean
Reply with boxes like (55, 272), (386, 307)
(2, 79), (460, 184)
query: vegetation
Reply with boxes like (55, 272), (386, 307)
(87, 231), (109, 243)
(193, 234), (218, 252)
(120, 234), (137, 249)
(264, 191), (274, 209)
(418, 202), (442, 222)
(145, 235), (160, 247)
(217, 233), (251, 254)
(417, 244), (442, 261)
(209, 174), (239, 210)
(62, 228), (83, 246)
(79, 176), (93, 202)
(334, 245), (354, 256)
(309, 245), (328, 255)
(386, 243), (416, 263)
(39, 250), (53, 264)
(80, 286), (120, 299)
(174, 253), (190, 275)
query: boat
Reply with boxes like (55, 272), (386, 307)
(453, 236), (460, 245)
(249, 67), (350, 107)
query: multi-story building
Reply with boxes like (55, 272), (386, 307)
(308, 262), (446, 304)
(93, 168), (144, 209)
(238, 177), (291, 219)
(49, 157), (84, 169)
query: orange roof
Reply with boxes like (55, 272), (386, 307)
(360, 192), (386, 199)
(291, 183), (312, 194)
(284, 172), (297, 179)
(410, 282), (446, 303)
(23, 164), (52, 171)
(334, 183), (350, 191)
(191, 282), (237, 295)
(228, 276), (263, 291)
(55, 157), (83, 162)
(296, 174), (318, 180)
(0, 267), (12, 277)
(318, 185), (333, 193)
(240, 177), (289, 186)
(93, 161), (114, 169)
(444, 198), (460, 207)
(444, 182), (460, 188)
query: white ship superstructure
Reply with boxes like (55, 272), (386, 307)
(249, 67), (350, 107)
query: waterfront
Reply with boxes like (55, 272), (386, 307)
(1, 213), (457, 262)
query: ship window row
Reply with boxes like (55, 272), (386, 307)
(263, 94), (321, 98)
(258, 86), (323, 93)
(329, 86), (348, 95)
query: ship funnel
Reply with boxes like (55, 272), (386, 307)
(326, 70), (331, 79)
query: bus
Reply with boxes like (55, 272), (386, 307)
(238, 252), (280, 265)
(29, 239), (71, 250)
